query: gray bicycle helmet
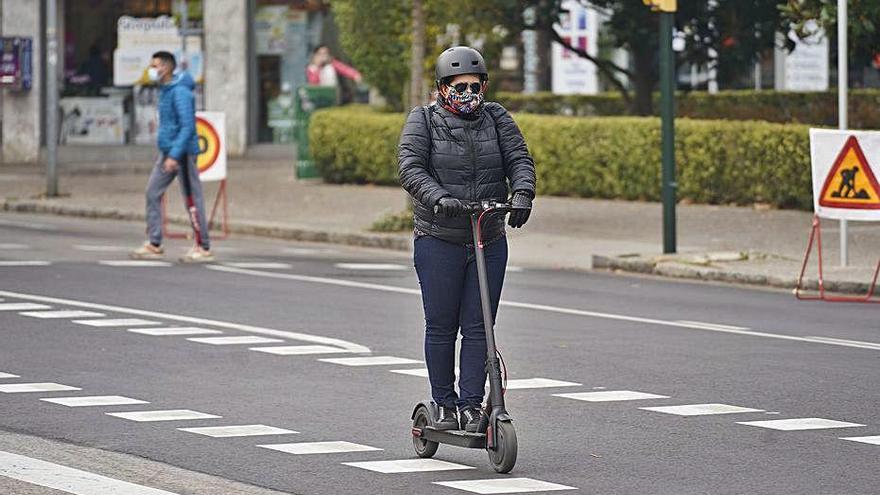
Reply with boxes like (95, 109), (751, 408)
(435, 46), (488, 82)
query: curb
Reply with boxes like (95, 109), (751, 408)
(1, 199), (412, 252)
(592, 254), (872, 295)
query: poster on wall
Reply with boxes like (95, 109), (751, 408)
(59, 97), (126, 145)
(255, 6), (290, 55)
(113, 16), (203, 86)
(551, 0), (599, 95)
(783, 30), (829, 92)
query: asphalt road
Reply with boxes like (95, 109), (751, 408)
(0, 212), (877, 495)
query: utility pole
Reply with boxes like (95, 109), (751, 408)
(644, 0), (677, 253)
(838, 0), (848, 267)
(45, 0), (59, 197)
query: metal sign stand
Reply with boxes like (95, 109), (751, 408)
(161, 179), (229, 240)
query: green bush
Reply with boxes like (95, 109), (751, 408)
(496, 89), (880, 129)
(310, 106), (813, 210)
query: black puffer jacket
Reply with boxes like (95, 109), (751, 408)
(398, 102), (536, 245)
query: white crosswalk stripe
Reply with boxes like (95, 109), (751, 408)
(0, 451), (182, 495)
(503, 378), (582, 390)
(641, 403), (764, 416)
(0, 260), (51, 266)
(41, 395), (149, 407)
(187, 336), (284, 345)
(0, 372), (20, 379)
(737, 418), (865, 431)
(555, 390), (668, 402)
(258, 441), (381, 455)
(222, 262), (292, 269)
(0, 303), (51, 311)
(178, 425), (298, 437)
(99, 260), (172, 267)
(106, 409), (221, 422)
(20, 310), (106, 319)
(319, 356), (422, 367)
(0, 383), (81, 393)
(841, 435), (880, 446)
(73, 245), (131, 252)
(434, 478), (578, 494)
(343, 459), (474, 474)
(250, 345), (355, 355)
(334, 263), (409, 271)
(128, 327), (223, 336)
(0, 243), (29, 249)
(73, 318), (161, 327)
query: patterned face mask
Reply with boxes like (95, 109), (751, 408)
(444, 82), (485, 114)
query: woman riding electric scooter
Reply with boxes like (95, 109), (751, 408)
(398, 46), (537, 436)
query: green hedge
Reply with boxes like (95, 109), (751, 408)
(310, 105), (812, 209)
(496, 89), (880, 129)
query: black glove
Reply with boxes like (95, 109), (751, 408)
(435, 197), (466, 217)
(507, 191), (532, 228)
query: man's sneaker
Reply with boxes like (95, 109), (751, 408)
(180, 245), (214, 263)
(129, 242), (163, 260)
(433, 405), (458, 431)
(459, 406), (483, 433)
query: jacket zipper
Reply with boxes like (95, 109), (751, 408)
(465, 120), (477, 201)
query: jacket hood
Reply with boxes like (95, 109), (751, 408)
(163, 71), (196, 90)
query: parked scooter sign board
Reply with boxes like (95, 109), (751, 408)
(810, 129), (880, 221)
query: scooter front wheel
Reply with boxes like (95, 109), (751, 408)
(412, 405), (439, 458)
(488, 420), (517, 473)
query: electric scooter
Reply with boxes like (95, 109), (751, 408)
(410, 200), (527, 474)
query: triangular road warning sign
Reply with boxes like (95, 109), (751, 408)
(819, 136), (880, 209)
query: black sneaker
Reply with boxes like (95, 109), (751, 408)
(459, 406), (483, 433)
(434, 405), (458, 431)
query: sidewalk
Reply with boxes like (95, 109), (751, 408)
(2, 153), (878, 295)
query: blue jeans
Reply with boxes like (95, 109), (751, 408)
(145, 153), (210, 250)
(414, 235), (508, 409)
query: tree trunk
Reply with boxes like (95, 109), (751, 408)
(409, 0), (426, 109)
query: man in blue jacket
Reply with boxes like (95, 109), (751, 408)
(130, 51), (213, 262)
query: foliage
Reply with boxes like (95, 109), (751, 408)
(370, 204), (415, 232)
(309, 105), (814, 209)
(780, 0), (880, 67)
(495, 89), (880, 128)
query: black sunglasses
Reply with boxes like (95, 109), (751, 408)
(450, 82), (482, 94)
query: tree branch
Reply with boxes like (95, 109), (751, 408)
(548, 28), (633, 104)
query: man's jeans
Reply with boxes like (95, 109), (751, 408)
(414, 235), (507, 409)
(145, 153), (211, 250)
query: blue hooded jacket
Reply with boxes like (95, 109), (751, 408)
(157, 72), (200, 161)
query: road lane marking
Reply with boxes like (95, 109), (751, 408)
(335, 263), (409, 271)
(554, 390), (669, 402)
(178, 425), (298, 437)
(0, 219), (57, 231)
(250, 345), (356, 355)
(282, 247), (335, 255)
(640, 404), (764, 416)
(434, 478), (577, 494)
(0, 303), (51, 311)
(504, 378), (582, 390)
(41, 395), (149, 407)
(258, 441), (381, 455)
(676, 320), (750, 331)
(129, 327), (224, 336)
(389, 368), (430, 377)
(0, 383), (81, 393)
(206, 265), (876, 352)
(802, 336), (880, 350)
(0, 290), (370, 353)
(20, 310), (105, 319)
(0, 450), (181, 495)
(841, 436), (880, 445)
(737, 418), (865, 431)
(222, 262), (292, 269)
(106, 410), (221, 422)
(187, 336), (284, 345)
(319, 356), (422, 367)
(74, 318), (161, 327)
(98, 260), (173, 267)
(343, 459), (474, 474)
(0, 261), (51, 266)
(0, 372), (19, 379)
(73, 245), (131, 252)
(0, 243), (29, 249)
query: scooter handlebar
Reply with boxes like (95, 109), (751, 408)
(434, 200), (530, 216)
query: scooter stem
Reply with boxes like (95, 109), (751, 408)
(469, 213), (505, 412)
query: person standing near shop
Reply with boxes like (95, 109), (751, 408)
(306, 45), (362, 87)
(130, 51), (213, 263)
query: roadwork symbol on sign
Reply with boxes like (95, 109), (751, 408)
(194, 111), (226, 182)
(818, 136), (880, 209)
(196, 117), (220, 173)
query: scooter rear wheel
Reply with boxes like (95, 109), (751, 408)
(412, 406), (439, 458)
(488, 420), (517, 473)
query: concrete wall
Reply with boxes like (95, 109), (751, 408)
(204, 0), (248, 156)
(1, 0), (41, 163)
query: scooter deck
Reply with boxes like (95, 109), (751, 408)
(418, 426), (486, 449)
